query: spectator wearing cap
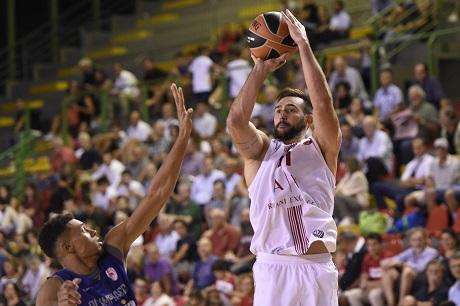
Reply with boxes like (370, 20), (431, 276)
(448, 253), (460, 305)
(191, 157), (225, 206)
(404, 138), (460, 213)
(381, 228), (438, 306)
(373, 68), (403, 121)
(408, 63), (445, 108)
(372, 137), (433, 211)
(357, 116), (393, 172)
(329, 56), (369, 103)
(343, 233), (390, 306)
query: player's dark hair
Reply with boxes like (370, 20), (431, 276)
(275, 88), (312, 114)
(366, 232), (382, 243)
(39, 213), (74, 259)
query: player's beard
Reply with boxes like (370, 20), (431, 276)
(274, 119), (306, 142)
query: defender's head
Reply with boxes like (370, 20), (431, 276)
(273, 88), (313, 143)
(39, 213), (103, 262)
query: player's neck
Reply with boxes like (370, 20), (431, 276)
(62, 254), (100, 275)
(282, 133), (305, 145)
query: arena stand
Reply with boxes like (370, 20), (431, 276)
(0, 0), (459, 305)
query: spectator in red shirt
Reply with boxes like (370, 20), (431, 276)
(203, 208), (241, 257)
(343, 233), (390, 306)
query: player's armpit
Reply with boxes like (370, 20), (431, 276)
(36, 277), (60, 306)
(104, 221), (130, 258)
(227, 121), (269, 161)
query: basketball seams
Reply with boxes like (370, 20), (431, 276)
(259, 15), (285, 40)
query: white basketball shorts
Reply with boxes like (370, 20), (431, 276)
(253, 253), (338, 306)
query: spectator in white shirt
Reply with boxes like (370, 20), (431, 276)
(21, 255), (47, 300)
(112, 63), (140, 120)
(374, 68), (403, 120)
(154, 215), (180, 259)
(90, 176), (116, 211)
(91, 151), (125, 187)
(449, 253), (460, 305)
(114, 170), (146, 209)
(188, 46), (214, 106)
(329, 57), (369, 103)
(126, 111), (153, 142)
(222, 157), (242, 199)
(226, 47), (252, 99)
(191, 157), (225, 205)
(372, 138), (433, 211)
(358, 116), (393, 170)
(193, 102), (217, 139)
(330, 0), (352, 32)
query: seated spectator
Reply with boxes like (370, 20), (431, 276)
(333, 81), (353, 112)
(373, 68), (403, 121)
(204, 209), (240, 258)
(205, 180), (227, 223)
(440, 108), (460, 155)
(142, 281), (176, 306)
(21, 255), (47, 301)
(329, 56), (369, 103)
(390, 106), (419, 165)
(407, 63), (445, 108)
(325, 0), (352, 41)
(166, 182), (202, 239)
(401, 259), (450, 306)
(252, 84), (277, 131)
(222, 157), (242, 199)
(112, 63), (141, 120)
(440, 229), (459, 285)
(300, 0), (319, 31)
(171, 220), (198, 269)
(134, 278), (149, 305)
(0, 197), (33, 236)
(115, 170), (146, 209)
(154, 215), (180, 259)
(340, 122), (360, 160)
(212, 259), (235, 303)
(0, 282), (27, 306)
(226, 46), (252, 99)
(357, 116), (393, 172)
(90, 176), (115, 212)
(343, 233), (390, 306)
(343, 98), (365, 137)
(339, 231), (367, 292)
(143, 243), (178, 296)
(75, 132), (102, 171)
(231, 274), (254, 306)
(449, 253), (460, 305)
(372, 137), (433, 211)
(193, 102), (217, 139)
(142, 57), (168, 83)
(404, 138), (460, 212)
(372, 0), (394, 15)
(126, 111), (153, 142)
(334, 157), (369, 224)
(408, 85), (438, 136)
(91, 151), (125, 187)
(191, 157), (225, 206)
(381, 228), (438, 306)
(193, 238), (218, 289)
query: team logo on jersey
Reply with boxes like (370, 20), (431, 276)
(313, 229), (324, 238)
(105, 267), (118, 281)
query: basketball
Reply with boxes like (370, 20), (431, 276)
(247, 11), (297, 60)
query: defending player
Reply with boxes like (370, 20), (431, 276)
(36, 84), (192, 306)
(226, 9), (341, 306)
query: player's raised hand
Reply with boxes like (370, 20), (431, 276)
(170, 83), (193, 138)
(281, 9), (309, 46)
(251, 52), (290, 74)
(57, 278), (81, 305)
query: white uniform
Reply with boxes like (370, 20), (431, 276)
(248, 137), (338, 306)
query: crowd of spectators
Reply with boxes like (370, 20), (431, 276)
(0, 0), (459, 305)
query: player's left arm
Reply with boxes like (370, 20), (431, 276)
(105, 83), (193, 256)
(282, 9), (341, 175)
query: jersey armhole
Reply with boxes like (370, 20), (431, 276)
(308, 136), (337, 185)
(104, 243), (126, 264)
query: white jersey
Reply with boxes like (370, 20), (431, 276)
(248, 137), (337, 255)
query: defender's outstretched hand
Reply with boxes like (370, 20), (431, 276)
(281, 9), (309, 46)
(170, 83), (193, 137)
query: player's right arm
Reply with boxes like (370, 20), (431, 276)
(226, 54), (288, 161)
(37, 278), (81, 306)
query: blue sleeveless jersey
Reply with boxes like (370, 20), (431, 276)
(53, 245), (136, 306)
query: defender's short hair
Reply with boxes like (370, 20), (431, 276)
(275, 88), (312, 114)
(39, 213), (74, 258)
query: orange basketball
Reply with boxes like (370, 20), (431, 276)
(247, 11), (297, 60)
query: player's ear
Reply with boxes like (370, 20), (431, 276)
(59, 235), (75, 255)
